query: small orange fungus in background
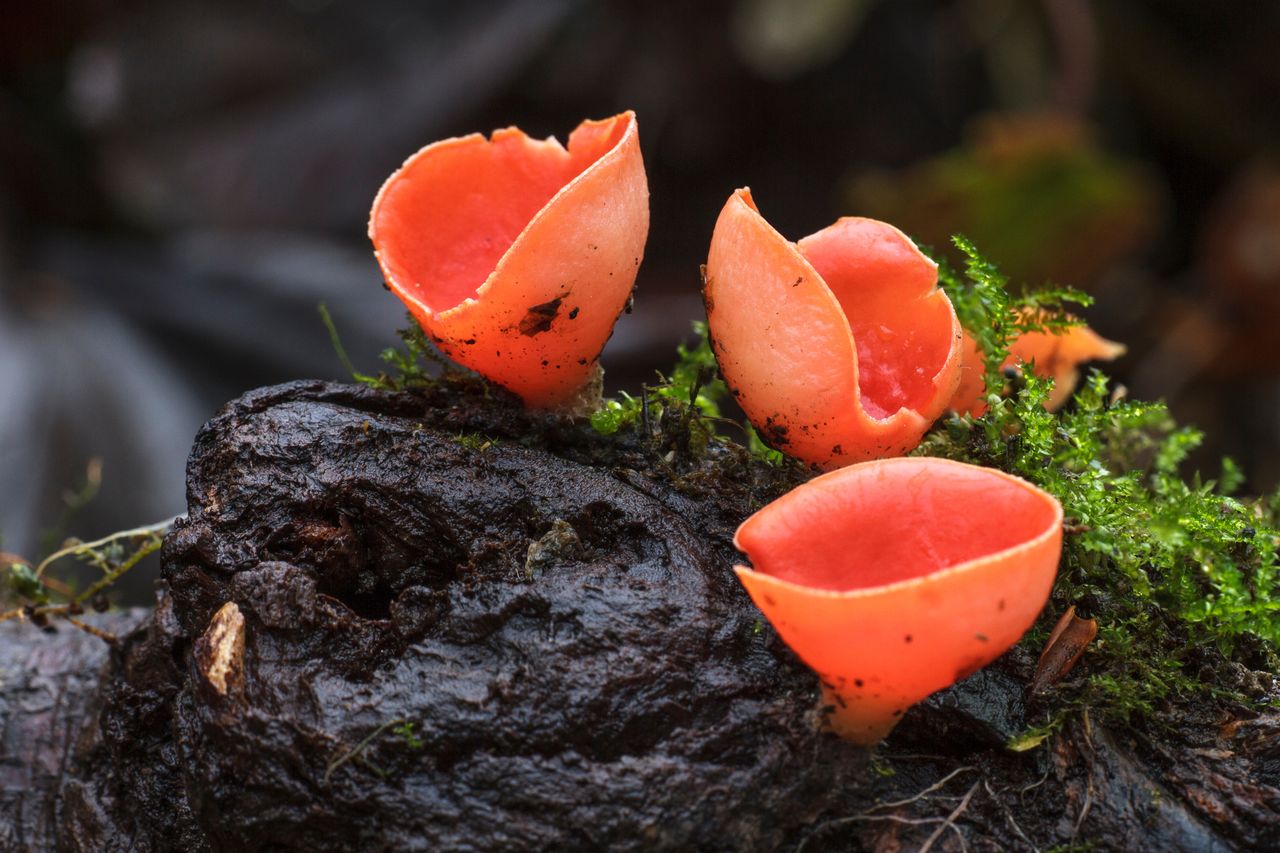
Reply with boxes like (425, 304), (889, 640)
(734, 457), (1063, 745)
(704, 189), (962, 469)
(369, 111), (648, 409)
(949, 321), (1126, 416)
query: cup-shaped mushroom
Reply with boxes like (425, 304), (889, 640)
(704, 189), (962, 469)
(734, 457), (1063, 745)
(950, 320), (1126, 416)
(369, 111), (649, 409)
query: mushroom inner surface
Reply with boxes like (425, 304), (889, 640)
(374, 118), (628, 315)
(747, 464), (1057, 591)
(798, 222), (953, 420)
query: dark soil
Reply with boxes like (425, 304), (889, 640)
(2, 379), (1277, 851)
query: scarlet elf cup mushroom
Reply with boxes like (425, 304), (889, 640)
(734, 457), (1064, 745)
(704, 188), (963, 469)
(949, 319), (1126, 416)
(369, 111), (649, 409)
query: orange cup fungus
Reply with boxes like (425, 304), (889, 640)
(369, 111), (649, 409)
(734, 457), (1063, 745)
(950, 321), (1126, 416)
(704, 189), (963, 469)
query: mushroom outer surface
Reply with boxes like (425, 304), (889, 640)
(704, 188), (962, 469)
(370, 111), (649, 408)
(734, 456), (1064, 744)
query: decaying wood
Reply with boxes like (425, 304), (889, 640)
(0, 380), (1275, 851)
(0, 611), (146, 851)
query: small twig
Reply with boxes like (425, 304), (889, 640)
(869, 766), (975, 812)
(35, 518), (175, 579)
(796, 767), (977, 853)
(0, 604), (59, 624)
(72, 535), (164, 606)
(0, 604), (115, 642)
(1019, 766), (1052, 799)
(1072, 781), (1093, 839)
(985, 779), (1039, 852)
(63, 615), (117, 642)
(324, 717), (406, 785)
(796, 816), (949, 853)
(918, 781), (979, 853)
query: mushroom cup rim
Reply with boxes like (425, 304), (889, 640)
(369, 110), (640, 323)
(733, 456), (1064, 600)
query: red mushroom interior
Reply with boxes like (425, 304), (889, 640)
(372, 118), (630, 315)
(739, 463), (1061, 591)
(797, 221), (955, 420)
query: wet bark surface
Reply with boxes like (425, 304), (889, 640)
(1, 380), (1276, 851)
(0, 611), (146, 852)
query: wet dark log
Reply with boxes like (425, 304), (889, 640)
(0, 381), (1276, 851)
(0, 611), (146, 852)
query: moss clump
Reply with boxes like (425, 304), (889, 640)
(319, 305), (444, 392)
(940, 234), (1094, 401)
(590, 321), (791, 465)
(589, 321), (729, 454)
(919, 236), (1278, 723)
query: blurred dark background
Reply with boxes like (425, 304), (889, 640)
(2, 0), (1279, 599)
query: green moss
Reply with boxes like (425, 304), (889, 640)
(920, 239), (1279, 724)
(590, 321), (787, 464)
(940, 234), (1093, 400)
(591, 321), (726, 440)
(588, 391), (641, 436)
(319, 305), (442, 392)
(392, 720), (424, 750)
(6, 562), (50, 606)
(453, 432), (494, 452)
